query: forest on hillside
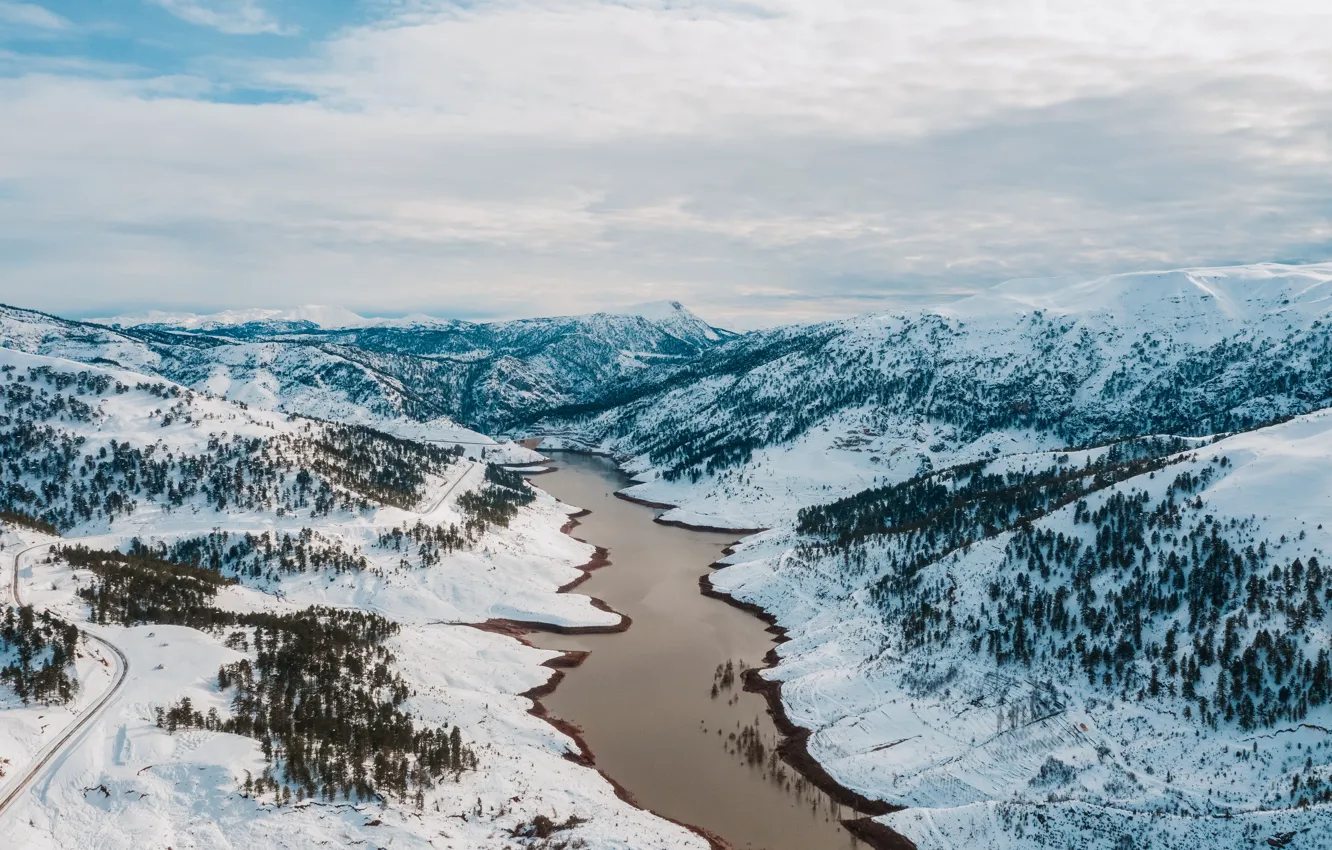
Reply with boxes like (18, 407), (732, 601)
(67, 546), (478, 805)
(0, 363), (463, 531)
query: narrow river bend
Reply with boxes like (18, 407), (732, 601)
(527, 453), (865, 850)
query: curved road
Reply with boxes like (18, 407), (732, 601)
(0, 542), (130, 822)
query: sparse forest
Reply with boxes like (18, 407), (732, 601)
(0, 363), (462, 532)
(67, 546), (478, 804)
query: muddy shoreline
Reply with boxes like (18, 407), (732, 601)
(513, 448), (913, 850)
(611, 491), (769, 534)
(699, 571), (915, 850)
(470, 509), (730, 850)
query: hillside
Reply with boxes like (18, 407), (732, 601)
(0, 347), (707, 850)
(711, 409), (1332, 849)
(538, 262), (1332, 529)
(8, 263), (1332, 849)
(527, 262), (1332, 847)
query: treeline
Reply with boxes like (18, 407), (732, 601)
(0, 605), (80, 705)
(799, 436), (1192, 550)
(976, 459), (1332, 732)
(294, 424), (463, 510)
(67, 546), (478, 805)
(806, 440), (1332, 751)
(129, 529), (368, 580)
(0, 508), (58, 536)
(67, 545), (239, 629)
(379, 464), (538, 567)
(161, 607), (475, 806)
(377, 520), (469, 568)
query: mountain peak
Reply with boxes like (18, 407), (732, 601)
(613, 299), (732, 343)
(621, 299), (688, 321)
(949, 261), (1332, 326)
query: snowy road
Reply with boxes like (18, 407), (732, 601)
(0, 542), (130, 824)
(420, 459), (483, 519)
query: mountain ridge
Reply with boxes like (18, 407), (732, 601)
(0, 298), (735, 434)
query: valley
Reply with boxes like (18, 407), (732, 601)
(524, 453), (869, 850)
(2, 263), (1332, 849)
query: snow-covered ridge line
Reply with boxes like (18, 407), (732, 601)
(91, 299), (732, 339)
(525, 262), (1332, 849)
(1, 297), (731, 435)
(541, 261), (1332, 531)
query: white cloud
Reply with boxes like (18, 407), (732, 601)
(0, 2), (69, 29)
(0, 1), (1329, 326)
(150, 0), (291, 35)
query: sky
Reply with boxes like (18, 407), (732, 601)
(0, 1), (1329, 329)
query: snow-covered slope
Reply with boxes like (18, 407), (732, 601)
(710, 409), (1332, 849)
(11, 261), (1332, 850)
(0, 348), (707, 850)
(524, 262), (1332, 848)
(616, 300), (733, 346)
(95, 305), (377, 331)
(6, 300), (732, 434)
(541, 262), (1332, 530)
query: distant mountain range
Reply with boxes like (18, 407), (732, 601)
(0, 300), (734, 434)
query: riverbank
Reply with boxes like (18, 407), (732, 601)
(469, 502), (730, 850)
(522, 453), (885, 850)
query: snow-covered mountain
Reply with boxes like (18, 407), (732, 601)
(710, 410), (1332, 848)
(0, 347), (707, 850)
(541, 262), (1332, 528)
(94, 304), (380, 331)
(616, 300), (731, 345)
(96, 300), (731, 348)
(9, 260), (1332, 850)
(0, 300), (733, 434)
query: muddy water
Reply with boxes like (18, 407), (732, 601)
(526, 453), (864, 850)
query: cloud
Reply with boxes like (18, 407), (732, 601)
(0, 1), (1329, 327)
(149, 0), (291, 35)
(0, 2), (69, 30)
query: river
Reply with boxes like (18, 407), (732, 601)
(525, 452), (866, 850)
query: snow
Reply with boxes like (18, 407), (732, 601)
(13, 262), (1332, 849)
(536, 262), (1332, 847)
(616, 300), (730, 343)
(1, 616), (703, 850)
(0, 349), (704, 850)
(968, 262), (1332, 325)
(93, 305), (373, 331)
(549, 261), (1332, 530)
(95, 300), (733, 344)
(704, 411), (1332, 849)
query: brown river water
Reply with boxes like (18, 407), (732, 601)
(525, 453), (866, 850)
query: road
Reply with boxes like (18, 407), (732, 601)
(0, 541), (130, 823)
(420, 459), (482, 519)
